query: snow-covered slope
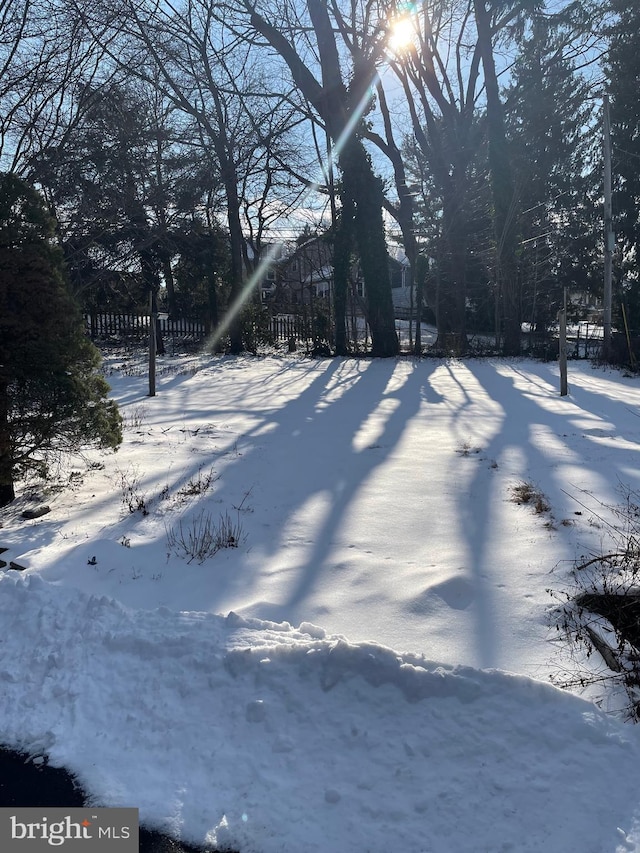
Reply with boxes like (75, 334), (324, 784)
(1, 354), (640, 851)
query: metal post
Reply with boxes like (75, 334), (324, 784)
(559, 289), (568, 396)
(148, 290), (156, 397)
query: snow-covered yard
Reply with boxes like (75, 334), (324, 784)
(2, 353), (640, 852)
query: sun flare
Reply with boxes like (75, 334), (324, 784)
(388, 15), (415, 52)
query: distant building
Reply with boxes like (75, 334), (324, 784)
(389, 250), (414, 319)
(278, 235), (334, 307)
(259, 234), (414, 319)
(249, 242), (288, 303)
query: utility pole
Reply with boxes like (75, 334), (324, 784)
(603, 94), (614, 361)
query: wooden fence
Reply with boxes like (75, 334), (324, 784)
(85, 312), (316, 347)
(84, 312), (620, 359)
(269, 314), (314, 344)
(86, 313), (207, 343)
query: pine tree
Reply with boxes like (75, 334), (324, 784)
(606, 0), (640, 329)
(506, 15), (598, 333)
(31, 82), (182, 316)
(0, 174), (122, 506)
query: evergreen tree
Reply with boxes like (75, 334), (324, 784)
(30, 81), (218, 320)
(606, 0), (640, 329)
(506, 15), (598, 333)
(390, 0), (489, 352)
(473, 0), (524, 355)
(172, 223), (231, 333)
(403, 125), (493, 343)
(0, 174), (122, 507)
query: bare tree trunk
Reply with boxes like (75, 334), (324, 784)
(141, 247), (165, 356)
(444, 185), (468, 354)
(474, 0), (521, 355)
(333, 201), (352, 356)
(246, 0), (398, 356)
(161, 256), (177, 317)
(222, 161), (246, 354)
(368, 83), (419, 353)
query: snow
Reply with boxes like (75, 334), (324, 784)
(2, 352), (640, 852)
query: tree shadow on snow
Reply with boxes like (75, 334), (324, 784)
(211, 356), (445, 624)
(453, 360), (640, 668)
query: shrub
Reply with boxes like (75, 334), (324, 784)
(511, 480), (550, 515)
(118, 467), (148, 516)
(549, 487), (640, 719)
(241, 304), (274, 354)
(166, 509), (244, 564)
(123, 405), (147, 431)
(176, 466), (217, 499)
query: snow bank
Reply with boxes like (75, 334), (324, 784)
(1, 572), (639, 853)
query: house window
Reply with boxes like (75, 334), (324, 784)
(266, 270), (275, 281)
(291, 261), (298, 273)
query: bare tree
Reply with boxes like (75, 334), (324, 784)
(472, 0), (523, 354)
(0, 0), (117, 173)
(238, 0), (399, 356)
(70, 0), (312, 353)
(371, 0), (487, 353)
